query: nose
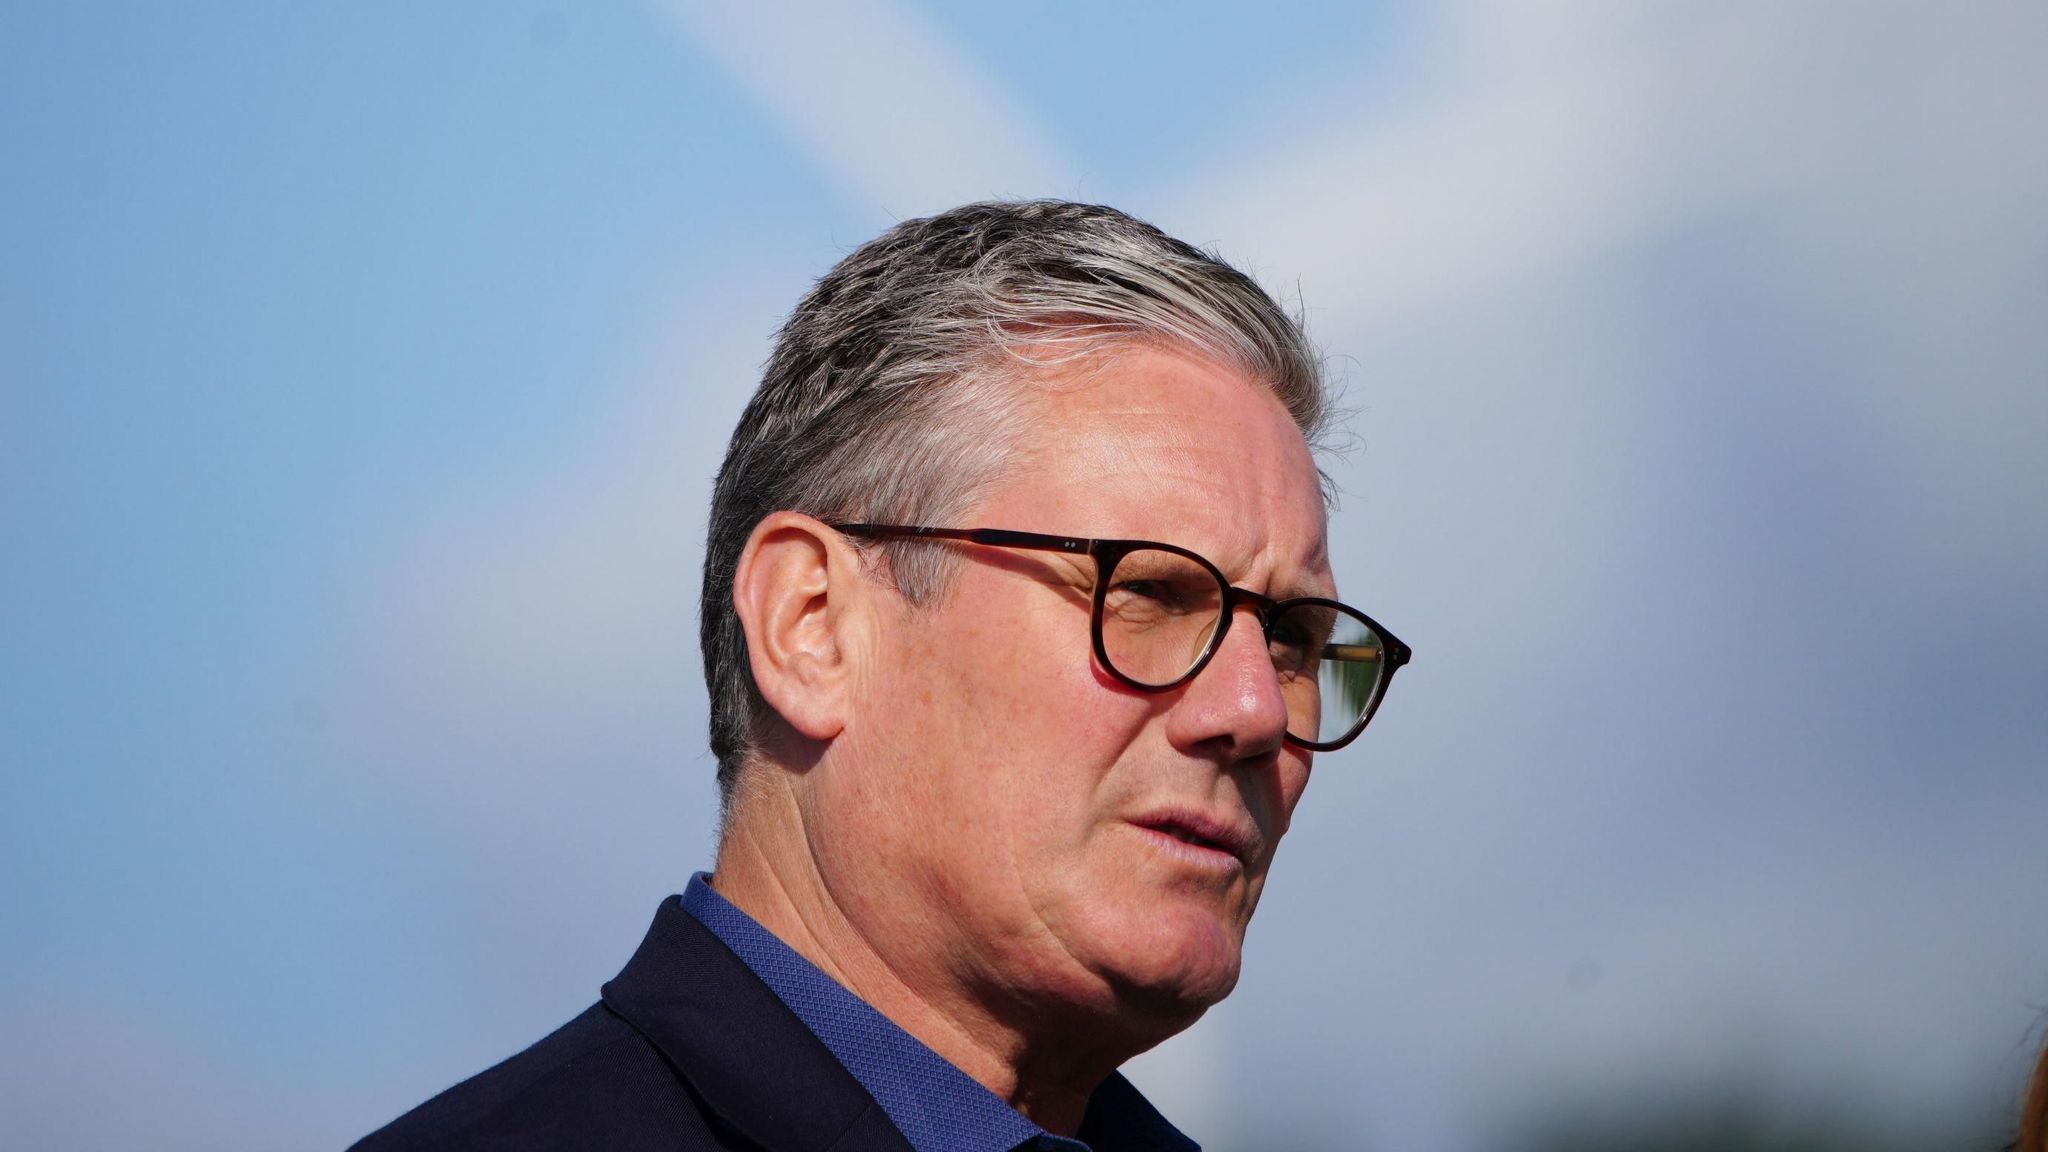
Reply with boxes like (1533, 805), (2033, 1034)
(1162, 602), (1291, 763)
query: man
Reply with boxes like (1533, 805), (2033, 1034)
(355, 200), (1409, 1150)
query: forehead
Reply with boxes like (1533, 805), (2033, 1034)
(995, 342), (1330, 578)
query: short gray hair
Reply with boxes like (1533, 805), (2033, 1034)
(700, 200), (1330, 802)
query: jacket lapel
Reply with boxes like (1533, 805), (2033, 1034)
(602, 897), (915, 1152)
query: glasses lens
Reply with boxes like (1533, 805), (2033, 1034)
(1270, 601), (1387, 747)
(1098, 547), (1226, 687)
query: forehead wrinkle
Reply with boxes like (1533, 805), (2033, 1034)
(1115, 433), (1332, 600)
(1004, 349), (1332, 588)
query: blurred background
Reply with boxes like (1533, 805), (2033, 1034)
(4, 2), (2046, 1149)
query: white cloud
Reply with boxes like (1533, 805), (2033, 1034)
(1148, 3), (2048, 1147)
(329, 5), (2048, 1147)
(653, 0), (1078, 216)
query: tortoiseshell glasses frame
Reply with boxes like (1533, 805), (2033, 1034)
(831, 523), (1411, 751)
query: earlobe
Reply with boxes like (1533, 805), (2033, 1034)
(732, 512), (863, 743)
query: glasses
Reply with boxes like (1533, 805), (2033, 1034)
(832, 524), (1411, 752)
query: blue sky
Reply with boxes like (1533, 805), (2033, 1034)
(4, 3), (2047, 1149)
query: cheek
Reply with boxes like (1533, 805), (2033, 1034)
(874, 608), (1075, 812)
(1250, 754), (1313, 854)
(1281, 755), (1312, 818)
(863, 578), (1162, 842)
(930, 595), (1130, 751)
(935, 619), (1153, 857)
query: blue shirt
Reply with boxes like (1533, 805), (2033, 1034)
(681, 873), (1198, 1152)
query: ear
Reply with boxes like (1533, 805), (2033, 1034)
(731, 511), (872, 744)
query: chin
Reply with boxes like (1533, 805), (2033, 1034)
(1078, 895), (1247, 1021)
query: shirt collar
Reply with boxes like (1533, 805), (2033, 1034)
(680, 873), (1197, 1152)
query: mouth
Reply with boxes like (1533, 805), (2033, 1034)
(1130, 809), (1257, 869)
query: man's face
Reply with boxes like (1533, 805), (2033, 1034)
(807, 343), (1330, 1031)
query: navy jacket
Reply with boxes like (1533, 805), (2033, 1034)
(351, 896), (916, 1151)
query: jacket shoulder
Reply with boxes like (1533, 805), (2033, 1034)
(349, 1003), (724, 1151)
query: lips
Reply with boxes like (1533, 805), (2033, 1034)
(1130, 807), (1258, 868)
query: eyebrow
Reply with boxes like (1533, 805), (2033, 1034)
(837, 523), (1341, 601)
(1267, 574), (1338, 603)
(1256, 536), (1333, 602)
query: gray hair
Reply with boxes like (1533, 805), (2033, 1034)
(700, 200), (1331, 802)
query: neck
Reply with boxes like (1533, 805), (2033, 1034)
(711, 774), (1143, 1137)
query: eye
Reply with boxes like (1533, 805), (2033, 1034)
(1267, 615), (1310, 648)
(1267, 605), (1336, 673)
(1114, 578), (1175, 604)
(1266, 624), (1312, 672)
(1109, 573), (1216, 614)
(1101, 547), (1222, 625)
